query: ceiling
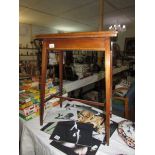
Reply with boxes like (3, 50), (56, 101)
(19, 0), (135, 32)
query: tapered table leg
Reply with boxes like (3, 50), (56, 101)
(40, 41), (48, 125)
(105, 38), (112, 145)
(59, 52), (63, 107)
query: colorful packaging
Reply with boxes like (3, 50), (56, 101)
(19, 113), (37, 121)
(19, 104), (37, 116)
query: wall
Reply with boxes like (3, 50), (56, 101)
(19, 23), (31, 48)
(19, 23), (57, 48)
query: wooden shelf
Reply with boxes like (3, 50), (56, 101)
(19, 55), (37, 61)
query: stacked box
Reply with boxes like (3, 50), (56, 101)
(19, 113), (37, 121)
(19, 90), (39, 120)
(19, 78), (60, 121)
(19, 104), (38, 116)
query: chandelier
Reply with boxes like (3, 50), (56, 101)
(109, 24), (126, 32)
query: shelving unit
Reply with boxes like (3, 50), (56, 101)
(19, 48), (39, 77)
(35, 31), (117, 145)
(19, 48), (38, 59)
(19, 48), (37, 50)
(19, 56), (37, 61)
(63, 65), (129, 93)
(19, 48), (38, 52)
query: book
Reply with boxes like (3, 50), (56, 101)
(50, 121), (94, 147)
(44, 107), (78, 123)
(50, 137), (101, 155)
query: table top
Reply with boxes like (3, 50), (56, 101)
(35, 31), (117, 39)
(20, 100), (135, 155)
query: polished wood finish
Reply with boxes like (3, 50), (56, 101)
(124, 98), (129, 119)
(40, 40), (48, 125)
(35, 31), (117, 145)
(36, 31), (117, 52)
(59, 52), (63, 107)
(36, 31), (117, 39)
(104, 38), (112, 145)
(53, 96), (105, 107)
(46, 38), (107, 51)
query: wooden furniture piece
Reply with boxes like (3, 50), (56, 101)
(113, 80), (135, 121)
(113, 87), (129, 119)
(35, 31), (117, 145)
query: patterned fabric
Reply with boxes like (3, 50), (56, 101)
(117, 120), (135, 149)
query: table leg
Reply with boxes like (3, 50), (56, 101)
(59, 52), (63, 107)
(40, 41), (48, 125)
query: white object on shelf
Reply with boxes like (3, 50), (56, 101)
(49, 53), (57, 65)
(64, 65), (129, 93)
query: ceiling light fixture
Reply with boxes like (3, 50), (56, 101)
(109, 24), (126, 32)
